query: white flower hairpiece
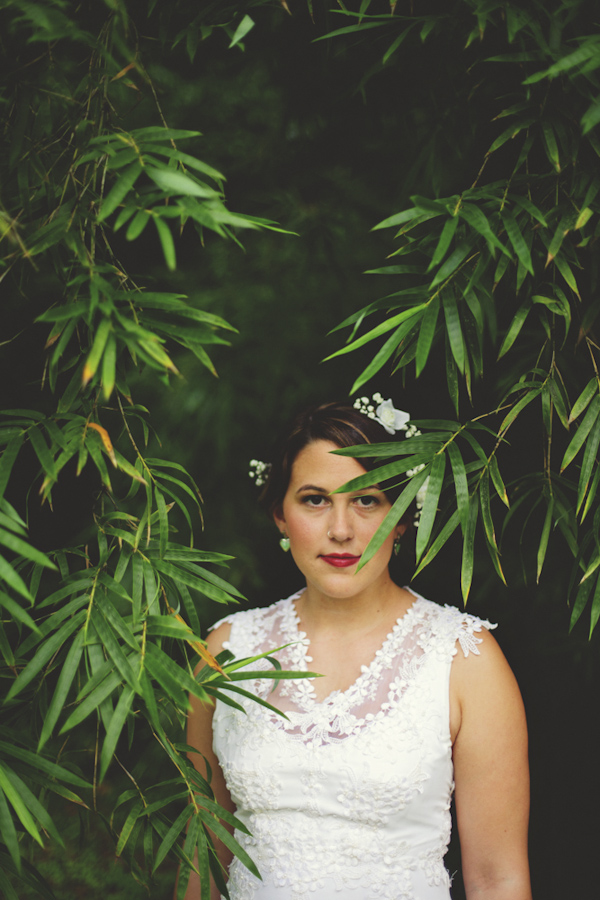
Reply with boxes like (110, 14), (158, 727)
(354, 393), (427, 525)
(249, 459), (271, 487)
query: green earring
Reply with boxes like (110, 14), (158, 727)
(393, 536), (401, 556)
(279, 535), (290, 552)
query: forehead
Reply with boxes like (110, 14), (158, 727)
(288, 440), (368, 490)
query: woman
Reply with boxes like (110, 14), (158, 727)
(185, 400), (531, 900)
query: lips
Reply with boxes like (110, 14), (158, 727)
(320, 554), (361, 568)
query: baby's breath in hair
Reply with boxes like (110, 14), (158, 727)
(249, 459), (271, 487)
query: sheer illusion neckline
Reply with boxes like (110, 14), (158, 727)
(281, 587), (424, 707)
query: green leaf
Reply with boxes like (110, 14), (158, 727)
(498, 297), (531, 359)
(561, 395), (600, 471)
(501, 210), (533, 275)
(147, 167), (218, 198)
(461, 497), (479, 601)
(229, 14), (255, 48)
(429, 240), (472, 289)
(357, 472), (428, 571)
(98, 162), (143, 223)
(0, 434), (24, 500)
(0, 741), (89, 789)
(442, 289), (465, 373)
(415, 453), (445, 561)
(62, 670), (122, 733)
(577, 418), (600, 512)
(153, 217), (176, 271)
(499, 385), (542, 433)
(427, 216), (458, 271)
(100, 687), (135, 780)
(0, 527), (56, 569)
(541, 123), (561, 172)
(0, 764), (43, 847)
(83, 317), (112, 386)
(582, 98), (600, 135)
(415, 296), (440, 377)
(6, 610), (87, 701)
(349, 322), (411, 395)
(0, 787), (20, 871)
(324, 304), (427, 360)
(489, 456), (509, 507)
(537, 496), (554, 583)
(570, 378), (598, 424)
(447, 441), (469, 531)
(38, 630), (85, 751)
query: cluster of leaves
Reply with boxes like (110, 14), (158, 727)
(325, 0), (600, 630)
(0, 0), (293, 896)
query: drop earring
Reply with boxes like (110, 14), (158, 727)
(279, 533), (290, 552)
(393, 536), (401, 556)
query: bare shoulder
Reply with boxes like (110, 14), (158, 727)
(451, 627), (522, 708)
(206, 620), (232, 655)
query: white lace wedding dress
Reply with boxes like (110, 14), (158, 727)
(211, 588), (495, 900)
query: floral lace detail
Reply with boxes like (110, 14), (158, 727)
(212, 591), (496, 900)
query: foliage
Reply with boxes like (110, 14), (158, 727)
(0, 1), (299, 896)
(322, 0), (600, 632)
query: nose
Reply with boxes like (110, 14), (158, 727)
(327, 505), (354, 543)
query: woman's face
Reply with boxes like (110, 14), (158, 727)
(273, 440), (404, 604)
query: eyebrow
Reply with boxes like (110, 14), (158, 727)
(295, 483), (381, 495)
(295, 484), (328, 494)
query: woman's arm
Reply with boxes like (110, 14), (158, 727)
(451, 629), (532, 900)
(180, 622), (235, 900)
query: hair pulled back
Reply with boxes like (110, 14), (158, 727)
(260, 401), (400, 515)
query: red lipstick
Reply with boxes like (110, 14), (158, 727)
(320, 554), (361, 568)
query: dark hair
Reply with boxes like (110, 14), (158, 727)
(260, 401), (407, 515)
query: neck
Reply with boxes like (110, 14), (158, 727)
(296, 577), (414, 639)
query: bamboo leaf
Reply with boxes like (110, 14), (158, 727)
(427, 216), (458, 271)
(577, 418), (600, 512)
(415, 296), (440, 377)
(100, 687), (135, 780)
(0, 764), (43, 846)
(501, 209), (533, 275)
(0, 787), (20, 871)
(442, 290), (465, 373)
(62, 670), (122, 733)
(541, 123), (561, 172)
(324, 305), (427, 361)
(499, 385), (542, 433)
(357, 472), (427, 571)
(429, 240), (472, 289)
(0, 434), (24, 500)
(498, 297), (532, 359)
(561, 395), (600, 471)
(38, 630), (85, 751)
(415, 453), (446, 561)
(6, 610), (87, 701)
(447, 442), (469, 531)
(154, 217), (176, 271)
(461, 497), (479, 601)
(537, 497), (554, 583)
(489, 456), (509, 507)
(98, 162), (143, 223)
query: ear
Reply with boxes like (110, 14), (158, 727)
(273, 505), (286, 533)
(395, 522), (408, 539)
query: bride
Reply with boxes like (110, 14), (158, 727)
(184, 400), (531, 900)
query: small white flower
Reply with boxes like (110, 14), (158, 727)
(374, 398), (411, 435)
(416, 476), (429, 510)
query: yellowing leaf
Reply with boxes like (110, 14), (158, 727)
(87, 422), (117, 468)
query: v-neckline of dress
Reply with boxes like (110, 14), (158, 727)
(280, 587), (424, 709)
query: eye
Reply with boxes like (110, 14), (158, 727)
(302, 494), (329, 508)
(354, 494), (380, 508)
